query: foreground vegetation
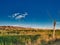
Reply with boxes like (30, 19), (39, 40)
(0, 26), (60, 45)
(0, 35), (60, 45)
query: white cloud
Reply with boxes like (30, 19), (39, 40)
(12, 13), (20, 18)
(15, 15), (25, 19)
(23, 12), (28, 16)
(9, 12), (28, 20)
(15, 12), (28, 19)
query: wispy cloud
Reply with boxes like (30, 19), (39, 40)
(12, 13), (20, 18)
(9, 12), (28, 20)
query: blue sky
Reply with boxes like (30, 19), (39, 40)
(0, 0), (60, 29)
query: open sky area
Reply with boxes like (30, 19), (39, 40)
(0, 0), (60, 29)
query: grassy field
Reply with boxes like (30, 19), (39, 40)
(0, 29), (60, 45)
(0, 35), (41, 45)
